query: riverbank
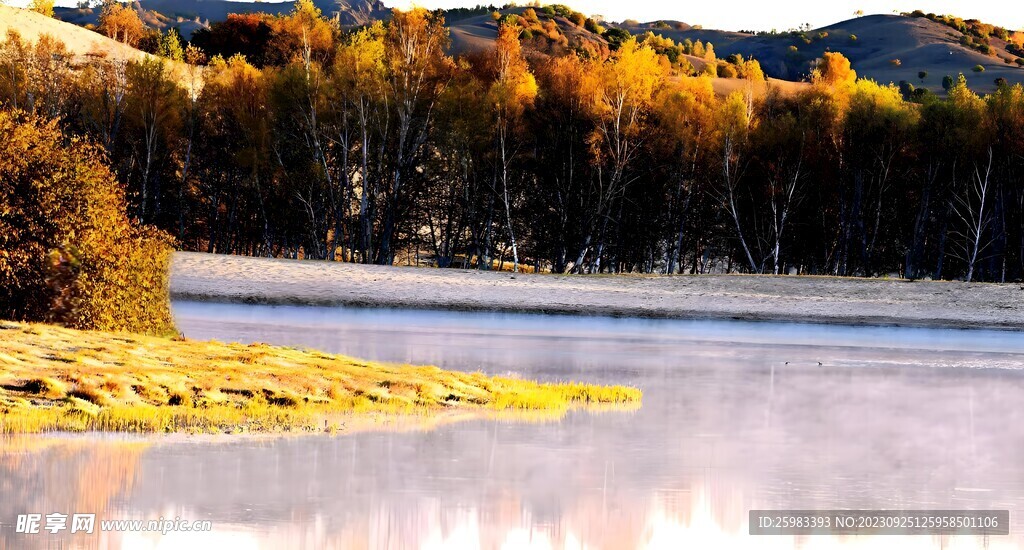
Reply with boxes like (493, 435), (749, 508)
(172, 252), (1024, 331)
(0, 321), (640, 434)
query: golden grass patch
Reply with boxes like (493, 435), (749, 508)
(0, 321), (641, 434)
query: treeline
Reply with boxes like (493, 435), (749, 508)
(2, 4), (1024, 282)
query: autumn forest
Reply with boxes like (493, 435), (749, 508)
(3, 1), (1024, 283)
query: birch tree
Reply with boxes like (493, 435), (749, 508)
(576, 38), (665, 272)
(377, 8), (452, 265)
(717, 90), (759, 273)
(487, 23), (537, 272)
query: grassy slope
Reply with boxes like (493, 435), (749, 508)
(0, 321), (640, 434)
(1, 6), (197, 87)
(642, 14), (1024, 93)
(0, 5), (153, 63)
(448, 7), (611, 57)
(448, 12), (500, 56)
(815, 15), (1024, 93)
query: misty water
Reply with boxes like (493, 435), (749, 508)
(4, 302), (1024, 549)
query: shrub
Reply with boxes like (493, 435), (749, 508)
(602, 27), (631, 51)
(918, 70), (928, 81)
(972, 64), (985, 72)
(1016, 58), (1024, 66)
(898, 80), (915, 99)
(0, 112), (175, 335)
(717, 63), (738, 78)
(910, 87), (937, 104)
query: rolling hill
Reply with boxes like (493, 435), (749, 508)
(627, 14), (1024, 93)
(0, 5), (193, 86)
(32, 2), (1024, 95)
(617, 20), (749, 50)
(54, 0), (389, 39)
(1, 4), (155, 63)
(447, 6), (613, 58)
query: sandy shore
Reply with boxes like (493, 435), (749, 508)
(170, 252), (1024, 331)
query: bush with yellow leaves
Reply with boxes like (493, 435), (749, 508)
(0, 111), (175, 335)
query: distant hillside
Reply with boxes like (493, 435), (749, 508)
(447, 8), (805, 95)
(445, 11), (499, 55)
(136, 0), (388, 26)
(44, 3), (1024, 94)
(0, 5), (195, 88)
(630, 14), (1024, 93)
(617, 20), (750, 50)
(447, 6), (612, 59)
(55, 0), (389, 39)
(1, 4), (153, 63)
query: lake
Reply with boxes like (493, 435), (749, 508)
(3, 302), (1024, 549)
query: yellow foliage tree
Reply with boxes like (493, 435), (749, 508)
(596, 38), (665, 147)
(265, 0), (337, 66)
(334, 22), (386, 262)
(654, 75), (718, 273)
(98, 0), (146, 48)
(29, 0), (54, 18)
(488, 23), (538, 272)
(811, 51), (857, 89)
(0, 112), (174, 334)
(717, 90), (759, 272)
(738, 57), (765, 82)
(580, 38), (666, 271)
(377, 8), (453, 264)
(0, 31), (74, 119)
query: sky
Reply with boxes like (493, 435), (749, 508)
(30, 1), (1024, 32)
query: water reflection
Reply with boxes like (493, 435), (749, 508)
(3, 304), (1024, 548)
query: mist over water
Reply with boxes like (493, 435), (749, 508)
(4, 303), (1024, 548)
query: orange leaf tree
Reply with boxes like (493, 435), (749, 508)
(0, 112), (175, 335)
